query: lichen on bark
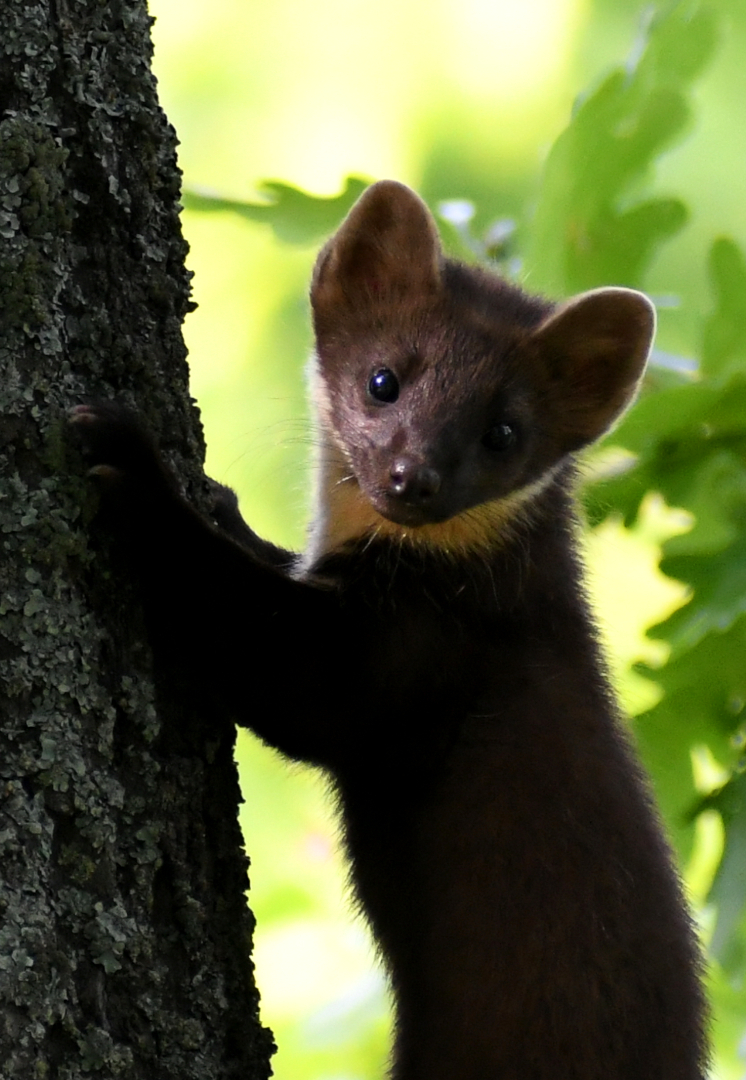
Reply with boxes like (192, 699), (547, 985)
(0, 2), (273, 1077)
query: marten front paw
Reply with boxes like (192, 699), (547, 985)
(69, 403), (174, 497)
(206, 477), (260, 548)
(206, 478), (241, 528)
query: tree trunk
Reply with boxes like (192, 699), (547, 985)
(0, 2), (274, 1076)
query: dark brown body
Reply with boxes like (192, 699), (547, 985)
(308, 486), (703, 1080)
(72, 180), (707, 1078)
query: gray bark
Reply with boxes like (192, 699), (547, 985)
(0, 2), (274, 1076)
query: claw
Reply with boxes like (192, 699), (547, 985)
(88, 464), (125, 481)
(68, 404), (99, 425)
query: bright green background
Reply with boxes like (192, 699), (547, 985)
(148, 2), (746, 1077)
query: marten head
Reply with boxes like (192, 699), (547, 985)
(307, 180), (654, 558)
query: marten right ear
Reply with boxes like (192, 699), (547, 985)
(311, 181), (443, 319)
(530, 287), (656, 451)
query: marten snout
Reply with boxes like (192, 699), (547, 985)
(388, 457), (442, 504)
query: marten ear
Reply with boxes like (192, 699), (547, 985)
(531, 287), (655, 451)
(311, 180), (442, 318)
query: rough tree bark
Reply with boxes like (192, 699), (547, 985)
(0, 2), (274, 1076)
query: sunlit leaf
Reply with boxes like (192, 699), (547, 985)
(183, 176), (369, 244)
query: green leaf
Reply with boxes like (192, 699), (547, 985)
(707, 962), (746, 1071)
(702, 238), (746, 378)
(703, 773), (746, 972)
(634, 616), (746, 862)
(525, 3), (718, 295)
(589, 361), (746, 535)
(652, 447), (746, 654)
(636, 2), (720, 88)
(182, 176), (370, 244)
(570, 198), (688, 287)
(658, 541), (746, 654)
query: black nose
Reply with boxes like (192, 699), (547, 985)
(388, 458), (442, 503)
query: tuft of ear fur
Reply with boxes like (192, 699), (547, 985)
(530, 287), (655, 450)
(311, 180), (443, 322)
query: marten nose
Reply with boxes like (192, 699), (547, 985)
(388, 458), (442, 503)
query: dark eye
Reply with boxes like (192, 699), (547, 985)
(368, 368), (400, 404)
(482, 421), (517, 452)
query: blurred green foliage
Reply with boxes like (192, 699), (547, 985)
(150, 0), (746, 1076)
(526, 4), (718, 293)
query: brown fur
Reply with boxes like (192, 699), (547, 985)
(73, 180), (708, 1080)
(307, 182), (706, 1079)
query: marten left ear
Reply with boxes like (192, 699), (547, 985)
(311, 180), (443, 326)
(530, 287), (655, 451)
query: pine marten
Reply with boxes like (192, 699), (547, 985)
(71, 180), (707, 1079)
